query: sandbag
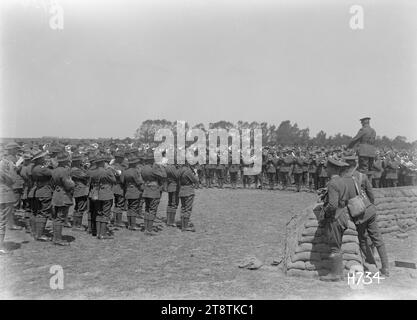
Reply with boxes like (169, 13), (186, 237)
(343, 253), (363, 263)
(287, 260), (306, 270)
(342, 235), (359, 244)
(344, 229), (358, 236)
(295, 243), (313, 253)
(302, 227), (322, 237)
(299, 236), (325, 244)
(342, 242), (360, 255)
(380, 225), (400, 234)
(304, 220), (319, 228)
(286, 269), (317, 278)
(291, 251), (321, 262)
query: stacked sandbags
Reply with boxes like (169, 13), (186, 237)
(374, 187), (417, 234)
(284, 206), (362, 278)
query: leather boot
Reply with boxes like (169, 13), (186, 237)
(181, 217), (195, 232)
(30, 215), (36, 238)
(166, 209), (176, 227)
(98, 222), (114, 239)
(35, 217), (49, 242)
(319, 253), (344, 282)
(53, 222), (69, 246)
(144, 216), (156, 236)
(72, 216), (84, 231)
(115, 212), (124, 228)
(129, 216), (139, 231)
(63, 215), (72, 228)
(24, 217), (31, 234)
(377, 244), (390, 277)
(95, 221), (101, 239)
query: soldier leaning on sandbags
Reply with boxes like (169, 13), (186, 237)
(343, 155), (389, 277)
(319, 157), (350, 282)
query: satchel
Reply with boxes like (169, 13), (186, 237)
(347, 174), (366, 218)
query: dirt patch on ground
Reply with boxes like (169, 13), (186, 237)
(1, 187), (416, 299)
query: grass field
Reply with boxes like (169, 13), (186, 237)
(1, 187), (416, 299)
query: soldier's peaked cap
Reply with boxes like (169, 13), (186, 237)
(360, 117), (371, 122)
(327, 157), (349, 168)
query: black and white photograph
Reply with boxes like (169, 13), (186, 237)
(0, 0), (417, 304)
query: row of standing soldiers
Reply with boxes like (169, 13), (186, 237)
(193, 149), (416, 192)
(0, 143), (198, 251)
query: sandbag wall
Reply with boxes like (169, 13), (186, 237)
(284, 205), (362, 278)
(374, 187), (417, 234)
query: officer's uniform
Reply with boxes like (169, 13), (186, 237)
(165, 163), (179, 226)
(384, 157), (399, 187)
(111, 154), (126, 226)
(265, 154), (277, 190)
(0, 156), (16, 253)
(371, 157), (383, 188)
(343, 164), (389, 276)
(348, 118), (377, 175)
(292, 155), (304, 192)
(141, 154), (166, 235)
(308, 155), (318, 191)
(228, 163), (240, 189)
(51, 153), (74, 246)
(317, 155), (328, 189)
(70, 153), (90, 231)
(19, 157), (33, 233)
(320, 158), (350, 282)
(279, 153), (293, 190)
(121, 156), (143, 230)
(31, 151), (53, 241)
(88, 155), (116, 239)
(178, 164), (199, 231)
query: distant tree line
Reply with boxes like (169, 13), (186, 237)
(134, 119), (417, 150)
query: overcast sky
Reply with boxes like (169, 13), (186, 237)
(1, 0), (416, 140)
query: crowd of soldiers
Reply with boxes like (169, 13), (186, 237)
(0, 142), (199, 253)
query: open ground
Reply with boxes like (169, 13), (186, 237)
(1, 187), (416, 299)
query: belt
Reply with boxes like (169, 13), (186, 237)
(35, 181), (50, 187)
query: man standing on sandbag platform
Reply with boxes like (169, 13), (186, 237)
(178, 162), (199, 232)
(348, 117), (376, 180)
(319, 157), (350, 282)
(343, 155), (390, 277)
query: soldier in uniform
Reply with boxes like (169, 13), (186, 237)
(121, 155), (143, 231)
(3, 142), (24, 230)
(278, 150), (293, 190)
(70, 152), (90, 231)
(228, 160), (240, 189)
(384, 152), (400, 187)
(317, 152), (328, 189)
(178, 162), (199, 232)
(343, 155), (389, 276)
(111, 151), (126, 228)
(348, 117), (377, 179)
(216, 158), (226, 189)
(141, 151), (167, 236)
(0, 151), (17, 255)
(319, 157), (350, 282)
(292, 151), (304, 192)
(87, 154), (116, 239)
(20, 153), (34, 233)
(308, 153), (318, 192)
(51, 153), (74, 246)
(31, 150), (53, 241)
(371, 153), (383, 188)
(265, 152), (276, 190)
(165, 162), (179, 227)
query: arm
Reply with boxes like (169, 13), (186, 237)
(323, 182), (339, 218)
(347, 128), (365, 149)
